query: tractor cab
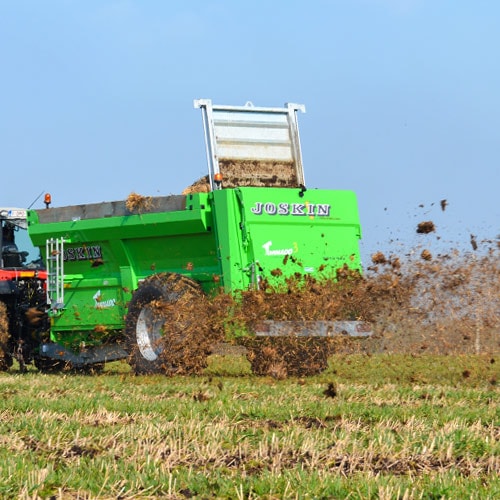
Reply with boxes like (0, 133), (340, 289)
(0, 208), (47, 372)
(0, 208), (43, 270)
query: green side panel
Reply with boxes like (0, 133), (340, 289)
(27, 194), (220, 347)
(26, 188), (363, 349)
(211, 187), (363, 291)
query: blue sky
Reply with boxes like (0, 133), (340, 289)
(1, 0), (498, 264)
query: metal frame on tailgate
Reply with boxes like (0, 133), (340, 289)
(194, 99), (306, 191)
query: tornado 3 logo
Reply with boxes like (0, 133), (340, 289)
(93, 290), (116, 309)
(262, 241), (294, 256)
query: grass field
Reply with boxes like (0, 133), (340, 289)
(0, 353), (498, 499)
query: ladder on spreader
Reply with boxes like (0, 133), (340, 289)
(46, 238), (65, 311)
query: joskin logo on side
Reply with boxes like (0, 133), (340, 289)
(64, 245), (102, 261)
(250, 202), (331, 216)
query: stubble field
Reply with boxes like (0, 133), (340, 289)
(0, 222), (499, 499)
(0, 353), (498, 499)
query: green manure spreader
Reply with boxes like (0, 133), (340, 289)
(9, 100), (371, 374)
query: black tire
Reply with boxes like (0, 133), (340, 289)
(125, 273), (207, 374)
(34, 357), (69, 373)
(0, 302), (13, 371)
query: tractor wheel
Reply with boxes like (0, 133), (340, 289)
(34, 357), (69, 373)
(0, 302), (13, 371)
(125, 273), (210, 375)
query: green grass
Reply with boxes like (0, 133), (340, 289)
(0, 354), (498, 499)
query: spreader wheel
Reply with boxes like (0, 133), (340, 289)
(125, 273), (212, 375)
